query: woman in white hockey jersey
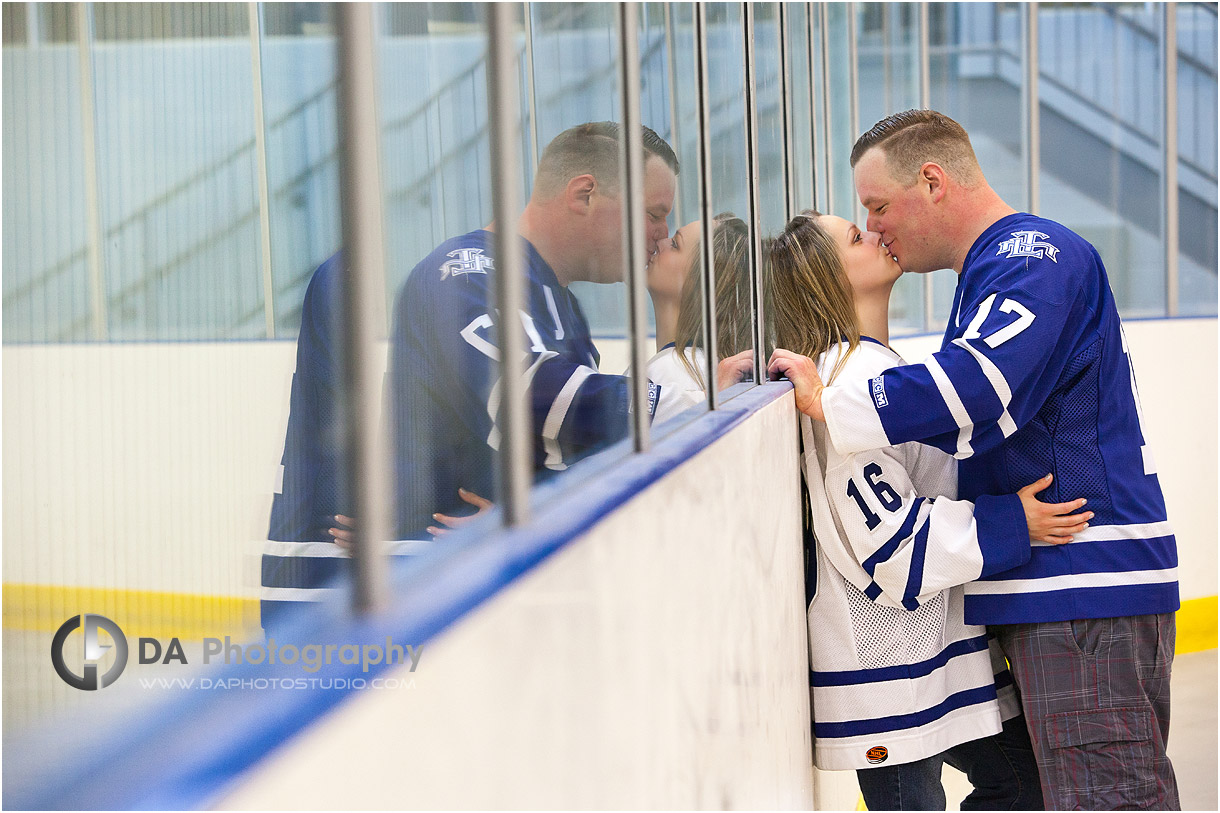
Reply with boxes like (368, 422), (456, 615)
(768, 211), (1091, 811)
(644, 212), (755, 398)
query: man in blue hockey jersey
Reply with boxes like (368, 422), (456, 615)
(387, 121), (710, 540)
(770, 110), (1179, 809)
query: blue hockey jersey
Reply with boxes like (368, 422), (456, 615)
(263, 254), (364, 632)
(268, 253), (347, 544)
(262, 229), (678, 629)
(821, 213), (1179, 624)
(388, 229), (658, 539)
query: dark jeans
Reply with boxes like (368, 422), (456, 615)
(856, 714), (1045, 811)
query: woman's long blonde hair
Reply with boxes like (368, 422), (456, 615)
(673, 213), (752, 389)
(766, 210), (860, 385)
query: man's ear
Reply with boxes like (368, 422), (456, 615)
(920, 162), (947, 203)
(565, 174), (597, 214)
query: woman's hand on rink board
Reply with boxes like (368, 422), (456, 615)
(716, 349), (755, 391)
(766, 349), (825, 421)
(328, 488), (495, 549)
(1019, 473), (1093, 545)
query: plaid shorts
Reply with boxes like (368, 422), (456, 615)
(993, 614), (1180, 811)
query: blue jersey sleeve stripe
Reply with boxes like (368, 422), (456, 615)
(810, 634), (990, 686)
(261, 555), (347, 588)
(861, 497), (926, 577)
(813, 684), (998, 739)
(965, 582), (1180, 626)
(901, 520), (932, 608)
(973, 535), (1178, 582)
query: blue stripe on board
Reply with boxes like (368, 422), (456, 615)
(810, 635), (990, 687)
(814, 684), (998, 739)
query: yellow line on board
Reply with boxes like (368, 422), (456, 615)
(2, 584), (260, 640)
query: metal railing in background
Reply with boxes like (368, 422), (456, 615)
(742, 2), (764, 381)
(5, 1), (1213, 341)
(486, 2), (531, 525)
(1021, 2), (1040, 216)
(335, 1), (390, 614)
(617, 3), (652, 452)
(1163, 3), (1180, 316)
(3, 75), (340, 339)
(75, 2), (106, 340)
(853, 0), (1216, 328)
(694, 1), (718, 410)
(248, 1), (277, 339)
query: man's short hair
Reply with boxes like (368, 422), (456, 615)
(849, 109), (981, 187)
(533, 121), (679, 198)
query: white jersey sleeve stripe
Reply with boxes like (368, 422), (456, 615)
(822, 381), (891, 456)
(262, 539), (433, 558)
(923, 354), (974, 459)
(1031, 520), (1175, 546)
(963, 567), (1178, 595)
(486, 351), (560, 450)
(260, 586), (337, 601)
(518, 310), (548, 352)
(951, 337), (1018, 438)
(542, 286), (565, 340)
(542, 366), (597, 470)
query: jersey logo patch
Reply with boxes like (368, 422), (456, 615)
(440, 248), (494, 280)
(997, 230), (1059, 262)
(870, 375), (888, 408)
(866, 746), (888, 764)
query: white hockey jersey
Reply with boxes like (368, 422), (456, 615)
(804, 338), (1028, 770)
(644, 343), (707, 421)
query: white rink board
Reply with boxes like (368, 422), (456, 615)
(217, 391), (816, 809)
